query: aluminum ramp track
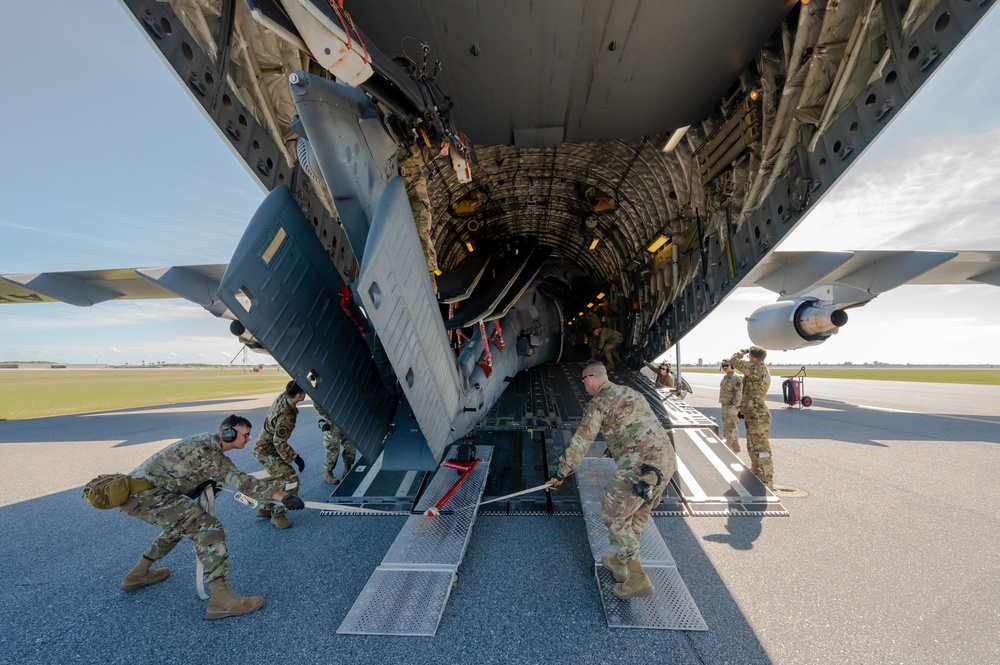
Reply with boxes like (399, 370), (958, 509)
(666, 428), (788, 517)
(337, 446), (493, 636)
(577, 458), (707, 631)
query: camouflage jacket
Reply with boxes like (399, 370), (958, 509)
(595, 327), (623, 350)
(558, 381), (675, 477)
(719, 372), (743, 406)
(398, 145), (429, 203)
(582, 311), (601, 333)
(130, 433), (275, 500)
(643, 360), (676, 388)
(730, 353), (770, 416)
(255, 393), (299, 464)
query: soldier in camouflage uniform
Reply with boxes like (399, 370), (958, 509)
(118, 414), (304, 619)
(731, 346), (774, 488)
(719, 360), (743, 453)
(548, 362), (676, 600)
(592, 326), (624, 369)
(253, 381), (307, 528)
(643, 359), (676, 389)
(317, 408), (356, 485)
(397, 144), (439, 292)
(582, 311), (601, 359)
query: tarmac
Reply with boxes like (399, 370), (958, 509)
(1, 375), (999, 664)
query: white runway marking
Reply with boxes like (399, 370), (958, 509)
(858, 405), (916, 413)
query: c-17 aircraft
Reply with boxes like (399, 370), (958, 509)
(2, 0), (998, 473)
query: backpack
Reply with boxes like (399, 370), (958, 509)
(82, 474), (153, 509)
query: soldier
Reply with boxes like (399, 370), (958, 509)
(582, 310), (601, 358)
(253, 381), (307, 529)
(115, 414), (304, 619)
(548, 362), (676, 600)
(397, 144), (439, 293)
(643, 359), (676, 389)
(592, 326), (624, 369)
(719, 360), (743, 453)
(317, 409), (356, 485)
(731, 346), (773, 488)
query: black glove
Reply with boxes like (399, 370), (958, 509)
(738, 411), (745, 420)
(294, 455), (305, 472)
(318, 418), (331, 432)
(281, 494), (305, 511)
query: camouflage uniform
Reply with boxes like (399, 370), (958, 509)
(719, 371), (743, 453)
(318, 409), (355, 480)
(731, 352), (773, 488)
(594, 327), (624, 369)
(582, 311), (601, 357)
(397, 145), (438, 274)
(643, 360), (676, 389)
(253, 393), (301, 518)
(556, 381), (676, 563)
(120, 433), (277, 584)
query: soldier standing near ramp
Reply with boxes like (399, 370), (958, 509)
(398, 144), (439, 293)
(254, 381), (307, 528)
(109, 415), (304, 619)
(731, 347), (774, 488)
(719, 360), (743, 453)
(548, 362), (676, 600)
(643, 359), (676, 389)
(592, 326), (624, 369)
(317, 409), (356, 485)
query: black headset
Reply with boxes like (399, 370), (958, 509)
(632, 464), (664, 501)
(221, 414), (239, 443)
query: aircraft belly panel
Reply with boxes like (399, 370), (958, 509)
(218, 185), (396, 463)
(355, 176), (461, 462)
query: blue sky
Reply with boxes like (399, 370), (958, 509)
(1, 2), (997, 365)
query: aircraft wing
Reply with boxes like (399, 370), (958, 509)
(742, 250), (1000, 350)
(0, 265), (231, 316)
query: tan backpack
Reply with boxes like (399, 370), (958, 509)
(82, 474), (154, 509)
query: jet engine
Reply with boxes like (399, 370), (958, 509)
(746, 299), (849, 351)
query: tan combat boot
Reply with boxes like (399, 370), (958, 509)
(205, 578), (264, 619)
(256, 507), (272, 518)
(612, 558), (655, 600)
(120, 555), (170, 591)
(324, 470), (339, 485)
(601, 554), (629, 583)
(270, 515), (291, 529)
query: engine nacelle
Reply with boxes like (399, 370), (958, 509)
(747, 299), (849, 351)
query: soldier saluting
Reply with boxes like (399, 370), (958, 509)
(731, 346), (774, 489)
(548, 362), (676, 599)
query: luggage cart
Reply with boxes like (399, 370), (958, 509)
(781, 366), (812, 409)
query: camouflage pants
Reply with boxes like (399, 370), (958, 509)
(398, 147), (438, 273)
(256, 451), (299, 518)
(601, 462), (673, 562)
(324, 426), (356, 475)
(599, 341), (623, 369)
(744, 411), (774, 489)
(721, 405), (740, 453)
(119, 487), (228, 583)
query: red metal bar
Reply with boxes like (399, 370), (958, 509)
(425, 459), (480, 517)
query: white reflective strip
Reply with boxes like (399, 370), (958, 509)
(395, 470), (418, 497)
(674, 456), (707, 502)
(688, 430), (753, 500)
(353, 452), (384, 497)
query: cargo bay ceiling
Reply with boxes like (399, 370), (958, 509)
(122, 0), (993, 357)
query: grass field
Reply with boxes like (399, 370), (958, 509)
(680, 366), (1000, 385)
(0, 367), (291, 421)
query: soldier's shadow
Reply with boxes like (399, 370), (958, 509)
(702, 509), (763, 550)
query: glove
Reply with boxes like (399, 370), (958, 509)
(294, 455), (305, 472)
(546, 477), (563, 490)
(318, 418), (331, 432)
(281, 494), (305, 511)
(737, 411), (745, 420)
(739, 349), (749, 356)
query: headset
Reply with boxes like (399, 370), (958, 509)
(221, 414), (239, 443)
(631, 464), (664, 501)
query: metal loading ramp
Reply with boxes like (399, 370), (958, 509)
(577, 458), (707, 631)
(337, 446), (493, 636)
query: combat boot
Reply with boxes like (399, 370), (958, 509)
(270, 515), (292, 529)
(205, 578), (264, 619)
(601, 554), (629, 583)
(324, 470), (339, 485)
(612, 558), (654, 600)
(256, 507), (272, 518)
(120, 555), (170, 591)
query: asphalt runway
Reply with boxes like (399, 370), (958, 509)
(1, 377), (998, 664)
